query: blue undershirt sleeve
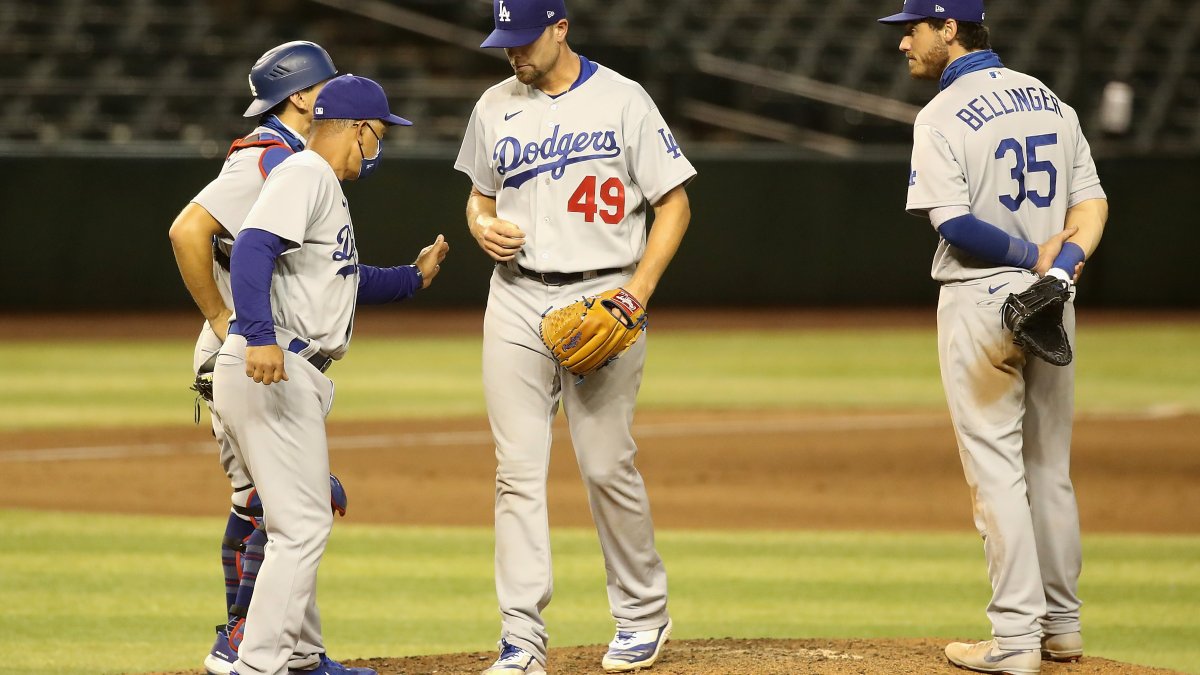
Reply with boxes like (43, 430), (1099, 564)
(356, 264), (422, 304)
(937, 213), (1040, 269)
(230, 228), (289, 347)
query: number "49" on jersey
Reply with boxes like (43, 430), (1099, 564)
(567, 176), (626, 224)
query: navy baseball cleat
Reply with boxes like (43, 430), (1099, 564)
(601, 619), (672, 672)
(483, 639), (546, 673)
(204, 624), (237, 675)
(289, 654), (376, 675)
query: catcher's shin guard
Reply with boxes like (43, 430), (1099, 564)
(220, 512), (256, 613)
(230, 527), (267, 620)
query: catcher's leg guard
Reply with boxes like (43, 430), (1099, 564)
(221, 512), (256, 613)
(230, 526), (267, 620)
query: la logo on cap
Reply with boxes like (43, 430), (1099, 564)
(498, 0), (511, 22)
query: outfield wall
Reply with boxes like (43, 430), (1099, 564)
(1, 156), (1191, 309)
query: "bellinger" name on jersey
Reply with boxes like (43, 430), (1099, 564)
(955, 85), (1064, 132)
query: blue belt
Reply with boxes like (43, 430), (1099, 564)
(228, 321), (333, 373)
(286, 338), (333, 373)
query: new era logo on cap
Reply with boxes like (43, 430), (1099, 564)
(935, 4), (946, 11)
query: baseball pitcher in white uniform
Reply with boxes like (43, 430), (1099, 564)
(212, 74), (449, 675)
(456, 1), (696, 672)
(879, 1), (1108, 673)
(168, 41), (355, 675)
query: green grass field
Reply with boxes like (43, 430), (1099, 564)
(2, 321), (1198, 673)
(3, 321), (1199, 430)
(0, 511), (1196, 674)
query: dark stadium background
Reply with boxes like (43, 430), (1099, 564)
(1, 0), (1193, 309)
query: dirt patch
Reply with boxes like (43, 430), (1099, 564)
(2, 410), (1197, 533)
(150, 638), (1183, 674)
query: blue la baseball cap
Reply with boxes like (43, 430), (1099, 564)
(312, 74), (412, 126)
(878, 0), (985, 24)
(480, 0), (568, 49)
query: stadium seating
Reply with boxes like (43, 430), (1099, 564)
(0, 0), (1194, 154)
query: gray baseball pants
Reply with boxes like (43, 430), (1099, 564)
(213, 334), (335, 675)
(483, 266), (669, 663)
(937, 270), (1082, 651)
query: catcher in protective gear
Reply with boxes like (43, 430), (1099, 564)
(540, 288), (647, 377)
(1002, 276), (1073, 366)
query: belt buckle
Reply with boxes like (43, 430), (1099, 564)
(538, 270), (568, 286)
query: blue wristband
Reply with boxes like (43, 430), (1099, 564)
(1051, 242), (1086, 278)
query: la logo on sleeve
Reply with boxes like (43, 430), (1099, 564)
(658, 129), (682, 159)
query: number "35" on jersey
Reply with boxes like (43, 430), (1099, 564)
(567, 175), (626, 224)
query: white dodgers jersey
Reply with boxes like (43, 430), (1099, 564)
(906, 66), (1104, 282)
(239, 150), (358, 359)
(455, 61), (697, 273)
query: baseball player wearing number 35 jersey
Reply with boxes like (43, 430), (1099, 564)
(879, 2), (1109, 673)
(455, 1), (695, 672)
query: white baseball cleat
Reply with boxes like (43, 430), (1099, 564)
(945, 639), (1041, 674)
(601, 619), (672, 672)
(1041, 631), (1083, 662)
(483, 639), (546, 674)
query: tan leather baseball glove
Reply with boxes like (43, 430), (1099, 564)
(539, 288), (647, 377)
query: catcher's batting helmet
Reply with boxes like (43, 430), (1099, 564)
(243, 41), (338, 117)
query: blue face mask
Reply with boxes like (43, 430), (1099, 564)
(356, 123), (383, 179)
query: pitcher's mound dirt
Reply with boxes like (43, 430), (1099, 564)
(160, 638), (1182, 674)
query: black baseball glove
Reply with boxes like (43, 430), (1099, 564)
(190, 354), (217, 424)
(191, 372), (214, 402)
(1001, 276), (1073, 366)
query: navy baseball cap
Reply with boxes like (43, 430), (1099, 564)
(878, 0), (986, 24)
(312, 74), (411, 126)
(480, 0), (568, 49)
